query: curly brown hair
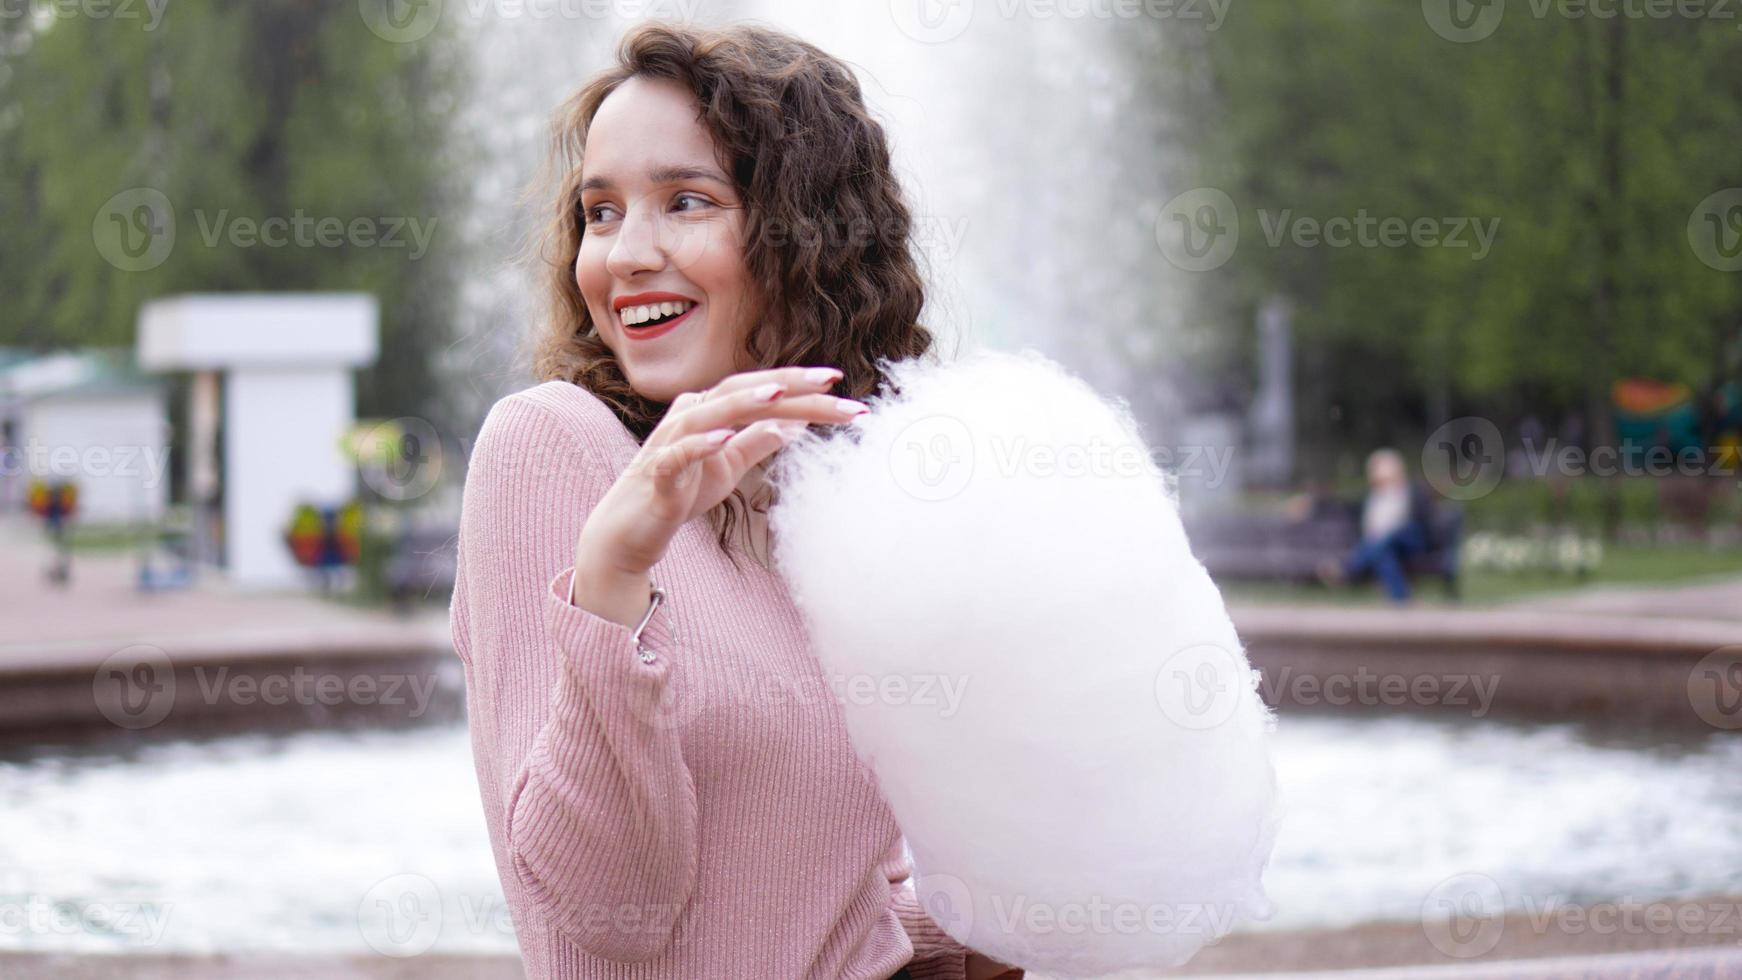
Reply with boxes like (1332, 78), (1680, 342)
(529, 20), (939, 570)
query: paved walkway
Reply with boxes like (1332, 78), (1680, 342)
(1230, 568), (1742, 649)
(1506, 575), (1742, 622)
(0, 514), (454, 739)
(1227, 575), (1742, 726)
(9, 506), (1738, 669)
(5, 505), (1739, 734)
(0, 514), (451, 671)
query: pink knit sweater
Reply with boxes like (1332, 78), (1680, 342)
(450, 379), (997, 979)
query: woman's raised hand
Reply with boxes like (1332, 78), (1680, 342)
(571, 366), (867, 618)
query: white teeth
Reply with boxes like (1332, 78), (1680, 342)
(621, 300), (696, 327)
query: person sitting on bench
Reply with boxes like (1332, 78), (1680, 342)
(1318, 448), (1437, 602)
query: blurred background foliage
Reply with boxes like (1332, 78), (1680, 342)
(0, 0), (471, 423)
(2, 0), (1740, 481)
(1176, 4), (1742, 469)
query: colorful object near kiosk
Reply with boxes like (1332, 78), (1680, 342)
(284, 500), (363, 568)
(27, 480), (78, 524)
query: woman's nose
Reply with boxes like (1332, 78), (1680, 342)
(605, 202), (669, 278)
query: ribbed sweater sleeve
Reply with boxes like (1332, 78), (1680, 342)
(451, 392), (697, 963)
(890, 887), (970, 980)
(879, 841), (1024, 980)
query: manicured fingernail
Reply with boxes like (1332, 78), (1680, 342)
(755, 383), (785, 402)
(836, 398), (870, 416)
(706, 428), (734, 445)
(804, 367), (842, 385)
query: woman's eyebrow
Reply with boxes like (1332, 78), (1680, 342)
(580, 164), (731, 193)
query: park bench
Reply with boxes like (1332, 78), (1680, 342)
(1186, 505), (1463, 597)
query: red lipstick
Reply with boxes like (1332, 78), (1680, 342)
(612, 291), (700, 342)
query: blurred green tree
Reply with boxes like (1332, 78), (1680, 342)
(1181, 2), (1742, 477)
(0, 0), (470, 420)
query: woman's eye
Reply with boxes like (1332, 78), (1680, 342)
(581, 203), (619, 225)
(672, 192), (714, 213)
(580, 194), (711, 227)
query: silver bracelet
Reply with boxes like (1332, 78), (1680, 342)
(632, 586), (666, 664)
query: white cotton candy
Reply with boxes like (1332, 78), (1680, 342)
(767, 348), (1281, 979)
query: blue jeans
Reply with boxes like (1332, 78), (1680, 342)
(1344, 521), (1429, 601)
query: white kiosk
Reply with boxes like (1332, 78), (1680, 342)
(137, 294), (379, 590)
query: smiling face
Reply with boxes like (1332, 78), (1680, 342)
(576, 75), (757, 403)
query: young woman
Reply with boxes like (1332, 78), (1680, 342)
(450, 21), (1021, 980)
